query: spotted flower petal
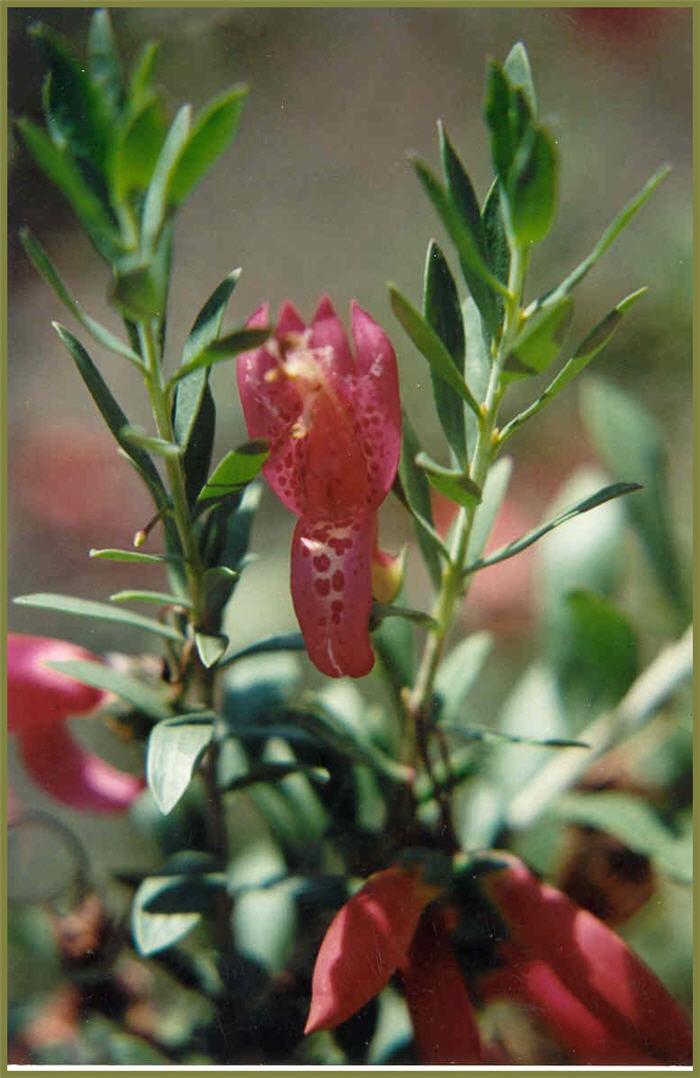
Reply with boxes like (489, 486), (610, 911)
(237, 299), (401, 677)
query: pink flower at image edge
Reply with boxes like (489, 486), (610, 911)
(8, 634), (143, 813)
(237, 297), (401, 678)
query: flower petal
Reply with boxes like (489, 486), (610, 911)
(305, 867), (437, 1034)
(481, 944), (657, 1065)
(17, 719), (142, 813)
(291, 515), (375, 678)
(482, 854), (692, 1064)
(309, 296), (354, 377)
(351, 301), (401, 502)
(276, 299), (306, 336)
(8, 634), (106, 731)
(401, 910), (484, 1064)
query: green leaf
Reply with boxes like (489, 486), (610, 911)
(30, 22), (108, 173)
(499, 288), (647, 444)
(393, 412), (447, 587)
(372, 613), (414, 700)
(181, 384), (216, 509)
(481, 178), (509, 289)
(45, 657), (171, 720)
(141, 104), (192, 252)
(51, 323), (170, 515)
(200, 567), (239, 632)
(415, 451), (481, 510)
(581, 379), (689, 620)
(167, 328), (270, 389)
(141, 871), (226, 914)
(552, 589), (638, 710)
(15, 119), (121, 261)
(128, 41), (160, 107)
(202, 481), (262, 576)
(507, 125), (558, 247)
(19, 228), (142, 366)
(369, 602), (437, 630)
(14, 593), (184, 644)
(463, 296), (492, 457)
(465, 481), (641, 575)
(87, 8), (124, 120)
(423, 241), (467, 464)
(505, 294), (573, 378)
(147, 716), (214, 814)
(194, 631), (229, 669)
(221, 633), (307, 667)
(389, 285), (480, 417)
(111, 96), (167, 202)
(435, 631), (493, 726)
(120, 425), (182, 459)
(110, 258), (167, 322)
(484, 60), (533, 185)
(446, 724), (587, 750)
(465, 455), (512, 564)
(197, 443), (269, 503)
(110, 589), (191, 608)
(503, 41), (537, 117)
(168, 86), (248, 207)
(439, 124), (499, 334)
(411, 157), (509, 310)
(221, 761), (330, 794)
(90, 548), (181, 564)
(527, 167), (670, 317)
(553, 791), (692, 885)
(132, 874), (202, 956)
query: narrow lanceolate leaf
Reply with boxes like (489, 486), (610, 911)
(411, 158), (509, 307)
(527, 167), (670, 317)
(194, 631), (229, 669)
(464, 482), (642, 576)
(394, 412), (448, 587)
(197, 443), (269, 503)
(181, 384), (216, 509)
(423, 241), (467, 465)
(87, 8), (124, 120)
(141, 104), (192, 252)
(51, 324), (169, 513)
(112, 96), (168, 201)
(168, 86), (249, 207)
(389, 285), (480, 417)
(90, 548), (182, 565)
(128, 40), (160, 107)
(14, 593), (184, 643)
(45, 658), (171, 720)
(147, 715), (214, 814)
(505, 294), (573, 378)
(167, 328), (270, 389)
(132, 876), (202, 956)
(499, 288), (647, 445)
(370, 602), (437, 630)
(110, 589), (192, 608)
(484, 60), (533, 186)
(444, 723), (588, 749)
(221, 632), (307, 666)
(581, 379), (689, 621)
(439, 124), (499, 335)
(503, 41), (537, 117)
(481, 179), (510, 289)
(415, 451), (481, 511)
(110, 259), (167, 322)
(120, 425), (183, 459)
(435, 632), (493, 727)
(466, 455), (513, 565)
(507, 125), (558, 247)
(20, 228), (142, 366)
(15, 119), (121, 261)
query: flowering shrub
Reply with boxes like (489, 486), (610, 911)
(8, 10), (691, 1066)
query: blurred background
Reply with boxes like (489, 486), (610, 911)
(7, 5), (693, 1063)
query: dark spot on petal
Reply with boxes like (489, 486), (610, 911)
(315, 578), (331, 597)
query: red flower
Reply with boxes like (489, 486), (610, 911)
(481, 854), (692, 1064)
(400, 908), (484, 1064)
(8, 634), (143, 813)
(237, 297), (401, 678)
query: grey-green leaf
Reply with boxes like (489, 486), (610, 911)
(197, 443), (269, 504)
(88, 8), (124, 120)
(507, 125), (558, 247)
(141, 104), (192, 252)
(90, 548), (181, 565)
(14, 593), (184, 644)
(147, 716), (214, 814)
(435, 632), (493, 727)
(167, 328), (270, 389)
(423, 241), (467, 464)
(415, 451), (481, 511)
(466, 455), (513, 565)
(503, 41), (537, 118)
(506, 294), (573, 378)
(581, 379), (689, 620)
(132, 876), (202, 956)
(168, 86), (249, 207)
(394, 412), (447, 587)
(465, 481), (641, 576)
(45, 657), (171, 720)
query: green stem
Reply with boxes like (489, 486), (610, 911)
(405, 240), (529, 841)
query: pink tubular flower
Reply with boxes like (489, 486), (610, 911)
(237, 297), (401, 678)
(481, 854), (692, 1065)
(305, 866), (440, 1035)
(8, 634), (143, 813)
(400, 909), (484, 1064)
